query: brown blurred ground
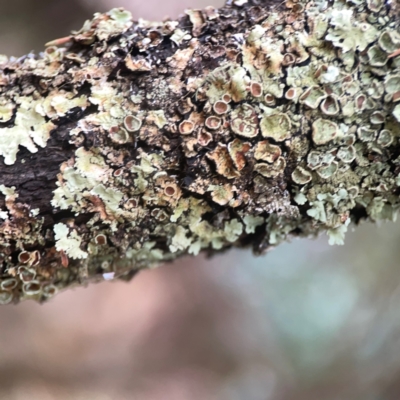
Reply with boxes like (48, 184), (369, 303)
(1, 1), (400, 399)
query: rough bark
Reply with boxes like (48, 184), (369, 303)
(0, 0), (399, 304)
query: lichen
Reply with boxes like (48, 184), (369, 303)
(54, 223), (88, 260)
(0, 101), (14, 122)
(0, 97), (55, 165)
(0, 0), (400, 303)
(325, 9), (378, 52)
(231, 104), (259, 138)
(260, 113), (291, 142)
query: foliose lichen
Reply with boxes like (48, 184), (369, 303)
(0, 0), (399, 303)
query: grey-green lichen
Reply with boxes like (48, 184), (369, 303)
(54, 223), (88, 260)
(0, 0), (400, 303)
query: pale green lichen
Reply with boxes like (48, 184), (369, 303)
(0, 102), (14, 122)
(208, 184), (233, 206)
(260, 113), (291, 141)
(170, 28), (191, 46)
(292, 166), (312, 185)
(294, 192), (307, 205)
(170, 226), (192, 253)
(317, 161), (338, 179)
(37, 92), (88, 118)
(45, 0), (398, 268)
(327, 218), (350, 245)
(337, 146), (356, 163)
(109, 127), (130, 144)
(1, 0), (400, 303)
(393, 105), (400, 123)
(0, 185), (16, 198)
(75, 8), (133, 42)
(75, 148), (110, 182)
(367, 45), (388, 67)
(124, 115), (142, 132)
(326, 9), (378, 52)
(224, 219), (243, 242)
(377, 130), (393, 147)
(379, 30), (400, 53)
(321, 96), (340, 116)
(0, 97), (55, 165)
(242, 215), (265, 234)
(231, 104), (259, 138)
(54, 223), (88, 259)
(254, 141), (282, 163)
(299, 85), (326, 109)
(312, 119), (339, 145)
(148, 110), (168, 129)
(91, 184), (124, 214)
(255, 157), (286, 178)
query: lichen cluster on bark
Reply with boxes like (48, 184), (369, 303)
(0, 0), (399, 303)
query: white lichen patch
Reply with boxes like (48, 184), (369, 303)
(0, 185), (16, 198)
(75, 8), (133, 42)
(312, 118), (339, 145)
(89, 81), (120, 112)
(224, 219), (243, 242)
(54, 223), (88, 259)
(91, 184), (123, 214)
(37, 92), (88, 118)
(242, 214), (264, 234)
(2, 0), (400, 303)
(393, 105), (400, 123)
(0, 101), (14, 122)
(208, 184), (234, 206)
(327, 218), (350, 246)
(52, 167), (97, 210)
(170, 226), (192, 253)
(326, 9), (378, 52)
(75, 148), (111, 182)
(254, 140), (282, 163)
(170, 29), (191, 45)
(147, 110), (168, 129)
(0, 97), (55, 165)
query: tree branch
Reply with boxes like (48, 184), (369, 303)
(0, 0), (399, 303)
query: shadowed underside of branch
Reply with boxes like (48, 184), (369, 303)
(0, 0), (399, 303)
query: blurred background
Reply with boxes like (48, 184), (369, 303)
(1, 1), (400, 399)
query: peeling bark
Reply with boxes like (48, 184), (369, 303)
(0, 0), (399, 303)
